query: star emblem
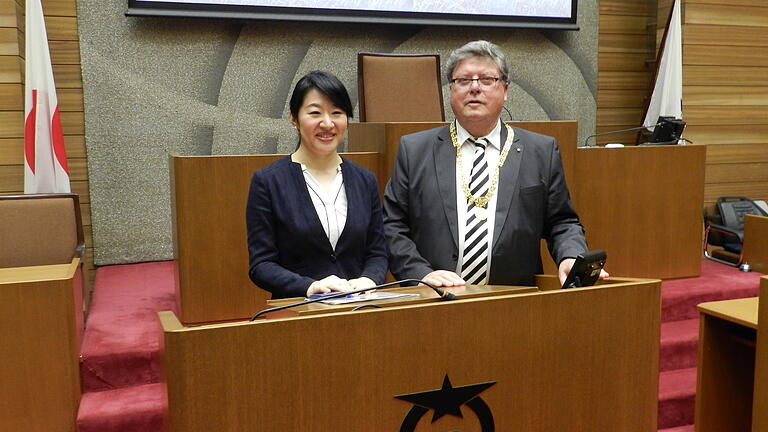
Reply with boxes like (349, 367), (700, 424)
(395, 375), (496, 423)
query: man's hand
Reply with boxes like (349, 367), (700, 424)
(422, 270), (466, 287)
(306, 275), (353, 296)
(557, 258), (610, 286)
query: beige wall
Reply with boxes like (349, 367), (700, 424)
(0, 0), (92, 282)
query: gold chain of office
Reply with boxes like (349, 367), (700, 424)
(450, 122), (514, 209)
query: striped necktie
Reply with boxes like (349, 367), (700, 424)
(461, 138), (489, 285)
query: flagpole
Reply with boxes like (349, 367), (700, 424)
(636, 0), (680, 144)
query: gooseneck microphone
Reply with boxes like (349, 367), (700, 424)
(502, 106), (515, 122)
(582, 123), (660, 147)
(249, 279), (457, 321)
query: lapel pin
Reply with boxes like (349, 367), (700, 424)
(516, 147), (521, 152)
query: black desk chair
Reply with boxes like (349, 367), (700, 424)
(704, 196), (768, 267)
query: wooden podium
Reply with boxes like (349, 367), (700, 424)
(160, 277), (661, 431)
(572, 145), (706, 279)
(170, 153), (380, 324)
(0, 258), (84, 432)
(171, 121), (705, 324)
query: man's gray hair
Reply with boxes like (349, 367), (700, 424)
(445, 40), (509, 83)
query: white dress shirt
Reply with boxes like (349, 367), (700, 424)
(454, 119), (512, 278)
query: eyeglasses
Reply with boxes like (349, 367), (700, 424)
(450, 77), (504, 89)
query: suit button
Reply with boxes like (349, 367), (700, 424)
(330, 253), (337, 262)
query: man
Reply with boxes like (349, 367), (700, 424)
(384, 40), (601, 287)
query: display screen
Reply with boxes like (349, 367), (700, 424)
(127, 0), (578, 30)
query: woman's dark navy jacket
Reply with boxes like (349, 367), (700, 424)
(246, 156), (388, 299)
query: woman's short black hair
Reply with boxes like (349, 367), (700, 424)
(289, 71), (354, 119)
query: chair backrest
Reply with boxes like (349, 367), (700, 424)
(357, 52), (445, 122)
(0, 194), (83, 268)
(717, 196), (768, 231)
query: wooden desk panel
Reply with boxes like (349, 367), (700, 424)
(0, 259), (83, 432)
(753, 277), (767, 431)
(162, 279), (661, 432)
(171, 153), (381, 324)
(743, 215), (768, 274)
(573, 145), (706, 279)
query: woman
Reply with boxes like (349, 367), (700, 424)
(246, 71), (387, 299)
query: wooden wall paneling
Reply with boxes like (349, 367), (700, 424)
(0, 110), (23, 136)
(0, 27), (18, 55)
(0, 0), (17, 27)
(598, 89), (647, 108)
(599, 33), (648, 53)
(50, 64), (82, 88)
(595, 130), (639, 146)
(685, 106), (768, 126)
(0, 137), (22, 164)
(597, 0), (652, 152)
(38, 0), (77, 17)
(598, 52), (650, 71)
(42, 16), (77, 40)
(686, 0), (767, 6)
(683, 125), (768, 146)
(63, 134), (85, 157)
(685, 86), (768, 106)
(600, 14), (648, 35)
(685, 45), (768, 67)
(706, 144), (768, 164)
(600, 0), (648, 16)
(0, 82), (21, 109)
(686, 66), (768, 87)
(70, 180), (89, 203)
(57, 87), (83, 111)
(706, 163), (768, 184)
(59, 111), (83, 135)
(597, 107), (643, 126)
(47, 40), (79, 64)
(0, 55), (21, 82)
(704, 183), (768, 204)
(685, 24), (768, 47)
(599, 71), (649, 90)
(685, 3), (768, 27)
(0, 165), (22, 191)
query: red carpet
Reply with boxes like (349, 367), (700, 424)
(73, 259), (762, 431)
(76, 262), (177, 432)
(657, 259), (762, 430)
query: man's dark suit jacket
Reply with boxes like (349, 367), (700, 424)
(247, 156), (387, 299)
(383, 123), (587, 286)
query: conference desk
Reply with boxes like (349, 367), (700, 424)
(743, 215), (768, 273)
(695, 276), (768, 432)
(161, 276), (662, 431)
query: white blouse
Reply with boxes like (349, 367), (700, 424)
(300, 164), (347, 250)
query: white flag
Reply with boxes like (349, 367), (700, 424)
(24, 0), (70, 193)
(643, 0), (683, 129)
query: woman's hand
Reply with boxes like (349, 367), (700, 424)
(306, 275), (353, 296)
(348, 277), (377, 293)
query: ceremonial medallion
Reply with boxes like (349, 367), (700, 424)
(474, 206), (488, 220)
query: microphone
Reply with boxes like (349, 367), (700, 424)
(502, 106), (515, 122)
(582, 123), (660, 147)
(249, 279), (457, 321)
